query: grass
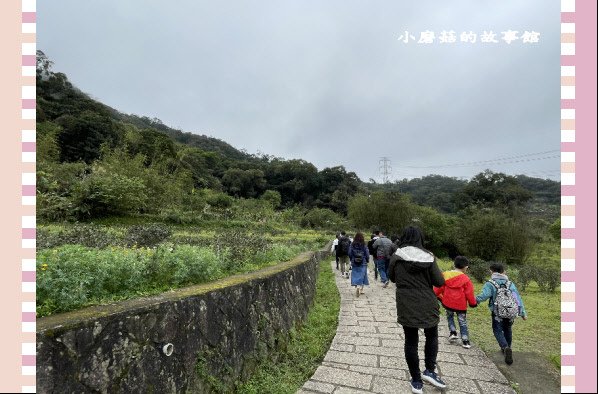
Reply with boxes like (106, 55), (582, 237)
(437, 259), (561, 370)
(236, 259), (340, 394)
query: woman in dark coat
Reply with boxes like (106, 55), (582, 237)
(388, 226), (446, 394)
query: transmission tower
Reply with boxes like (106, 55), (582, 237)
(379, 157), (392, 183)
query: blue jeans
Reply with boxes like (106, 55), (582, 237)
(446, 309), (469, 340)
(491, 312), (513, 349)
(375, 258), (388, 283)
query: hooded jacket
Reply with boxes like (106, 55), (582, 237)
(433, 270), (477, 312)
(476, 272), (527, 318)
(388, 246), (445, 328)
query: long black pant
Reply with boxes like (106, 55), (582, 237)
(402, 325), (439, 382)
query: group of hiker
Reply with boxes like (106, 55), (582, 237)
(331, 226), (528, 394)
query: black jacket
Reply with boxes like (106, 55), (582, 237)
(389, 246), (445, 328)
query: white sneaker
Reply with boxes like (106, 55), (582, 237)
(448, 332), (458, 342)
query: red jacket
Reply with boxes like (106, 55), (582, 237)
(433, 270), (477, 312)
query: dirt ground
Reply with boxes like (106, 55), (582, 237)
(487, 350), (561, 394)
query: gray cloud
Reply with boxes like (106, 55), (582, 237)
(39, 0), (560, 182)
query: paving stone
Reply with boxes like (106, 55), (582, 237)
(376, 326), (402, 334)
(363, 333), (403, 340)
(441, 376), (481, 393)
(303, 380), (336, 393)
(355, 311), (375, 317)
(335, 336), (381, 347)
(337, 325), (375, 334)
(349, 365), (408, 380)
(373, 316), (397, 322)
(461, 354), (499, 367)
(332, 387), (372, 394)
(476, 380), (516, 394)
(330, 343), (355, 352)
(322, 361), (351, 370)
(311, 366), (373, 390)
(440, 363), (509, 384)
(380, 339), (402, 348)
(324, 350), (378, 367)
(354, 345), (395, 357)
(370, 375), (412, 394)
(436, 350), (465, 364)
(378, 355), (409, 370)
(438, 342), (486, 356)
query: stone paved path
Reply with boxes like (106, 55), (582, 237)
(299, 260), (515, 394)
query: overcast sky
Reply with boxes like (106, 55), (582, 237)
(38, 1), (561, 182)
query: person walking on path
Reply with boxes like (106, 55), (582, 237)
(367, 233), (378, 281)
(388, 226), (447, 394)
(331, 232), (340, 270)
(476, 262), (527, 365)
(336, 231), (352, 278)
(349, 232), (370, 297)
(372, 231), (393, 287)
(434, 256), (477, 349)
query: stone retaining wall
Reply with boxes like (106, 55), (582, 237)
(37, 248), (330, 393)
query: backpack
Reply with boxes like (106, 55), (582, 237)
(490, 280), (519, 320)
(338, 236), (351, 256)
(352, 246), (365, 265)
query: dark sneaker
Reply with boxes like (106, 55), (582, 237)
(504, 347), (513, 365)
(422, 369), (447, 389)
(462, 340), (471, 349)
(448, 331), (458, 342)
(410, 379), (424, 394)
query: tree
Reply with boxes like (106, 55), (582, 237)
(348, 192), (414, 235)
(56, 111), (122, 163)
(455, 170), (533, 211)
(222, 168), (266, 198)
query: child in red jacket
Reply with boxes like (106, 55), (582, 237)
(434, 256), (477, 349)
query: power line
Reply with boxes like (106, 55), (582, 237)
(401, 150), (560, 169)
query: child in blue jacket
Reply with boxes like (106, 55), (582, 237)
(476, 262), (527, 365)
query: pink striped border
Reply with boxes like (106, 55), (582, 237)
(560, 1), (576, 392)
(20, 0), (37, 392)
(560, 0), (598, 392)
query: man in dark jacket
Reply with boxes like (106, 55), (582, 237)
(388, 226), (447, 394)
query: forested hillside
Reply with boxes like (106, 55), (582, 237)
(36, 50), (559, 227)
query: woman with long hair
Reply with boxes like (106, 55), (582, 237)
(388, 226), (447, 394)
(348, 232), (370, 297)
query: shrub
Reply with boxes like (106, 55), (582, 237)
(37, 244), (223, 316)
(534, 267), (560, 292)
(467, 257), (489, 283)
(145, 244), (223, 286)
(213, 230), (269, 271)
(457, 209), (509, 261)
(348, 192), (414, 236)
(300, 208), (345, 230)
(548, 218), (561, 240)
(124, 223), (172, 247)
(37, 224), (119, 249)
(74, 171), (149, 217)
(516, 265), (535, 291)
(261, 190), (282, 209)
